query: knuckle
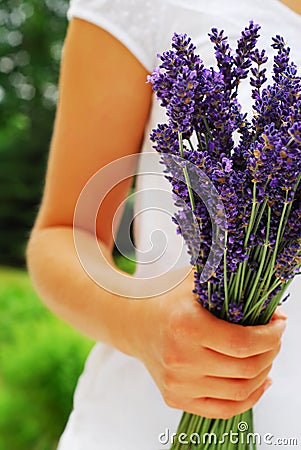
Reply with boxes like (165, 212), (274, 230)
(197, 399), (237, 421)
(161, 345), (184, 369)
(248, 390), (264, 409)
(161, 333), (177, 366)
(275, 320), (287, 338)
(233, 384), (249, 402)
(267, 363), (273, 373)
(162, 391), (179, 409)
(161, 336), (189, 369)
(267, 323), (285, 347)
(161, 348), (175, 368)
(263, 365), (273, 381)
(275, 341), (282, 356)
(225, 400), (249, 419)
(269, 330), (281, 348)
(161, 371), (176, 392)
(168, 308), (185, 333)
(241, 359), (260, 379)
(190, 400), (211, 419)
(168, 303), (197, 337)
(218, 405), (237, 420)
(229, 331), (252, 357)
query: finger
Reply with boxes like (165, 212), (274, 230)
(169, 343), (280, 378)
(197, 344), (281, 378)
(184, 378), (273, 420)
(170, 363), (272, 400)
(197, 306), (287, 357)
(194, 365), (272, 401)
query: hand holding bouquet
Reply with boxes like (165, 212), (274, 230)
(149, 22), (301, 449)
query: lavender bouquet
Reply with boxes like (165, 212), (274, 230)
(148, 23), (301, 450)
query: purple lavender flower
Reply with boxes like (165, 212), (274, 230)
(149, 24), (301, 328)
(275, 240), (301, 282)
(250, 48), (268, 94)
(148, 33), (204, 135)
(272, 35), (291, 77)
(228, 303), (244, 323)
(209, 28), (233, 87)
(233, 21), (261, 89)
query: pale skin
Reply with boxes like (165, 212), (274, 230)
(26, 16), (291, 421)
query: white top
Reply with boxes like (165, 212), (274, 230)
(58, 1), (301, 449)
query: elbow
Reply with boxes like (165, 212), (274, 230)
(25, 226), (62, 312)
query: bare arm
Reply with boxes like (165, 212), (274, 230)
(27, 18), (153, 350)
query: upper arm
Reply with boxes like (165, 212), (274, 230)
(34, 18), (152, 250)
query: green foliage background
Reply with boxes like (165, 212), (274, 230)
(0, 0), (69, 266)
(0, 268), (94, 450)
(0, 2), (96, 449)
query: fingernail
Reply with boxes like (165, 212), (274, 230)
(263, 378), (273, 391)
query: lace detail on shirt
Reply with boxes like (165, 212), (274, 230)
(67, 0), (167, 71)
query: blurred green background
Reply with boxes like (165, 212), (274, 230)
(0, 0), (68, 267)
(0, 268), (93, 450)
(0, 1), (112, 449)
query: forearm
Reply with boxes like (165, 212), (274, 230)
(26, 226), (140, 354)
(26, 225), (287, 419)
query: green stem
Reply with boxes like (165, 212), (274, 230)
(251, 198), (267, 237)
(232, 263), (243, 302)
(178, 132), (201, 274)
(238, 260), (247, 302)
(253, 248), (273, 302)
(203, 117), (214, 140)
(244, 182), (258, 246)
(223, 231), (229, 316)
(178, 132), (196, 213)
(279, 173), (301, 243)
(208, 282), (212, 311)
(188, 138), (195, 152)
(196, 131), (203, 151)
(263, 193), (289, 294)
(243, 207), (271, 314)
(243, 279), (283, 324)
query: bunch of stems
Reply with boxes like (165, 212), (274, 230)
(169, 134), (301, 450)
